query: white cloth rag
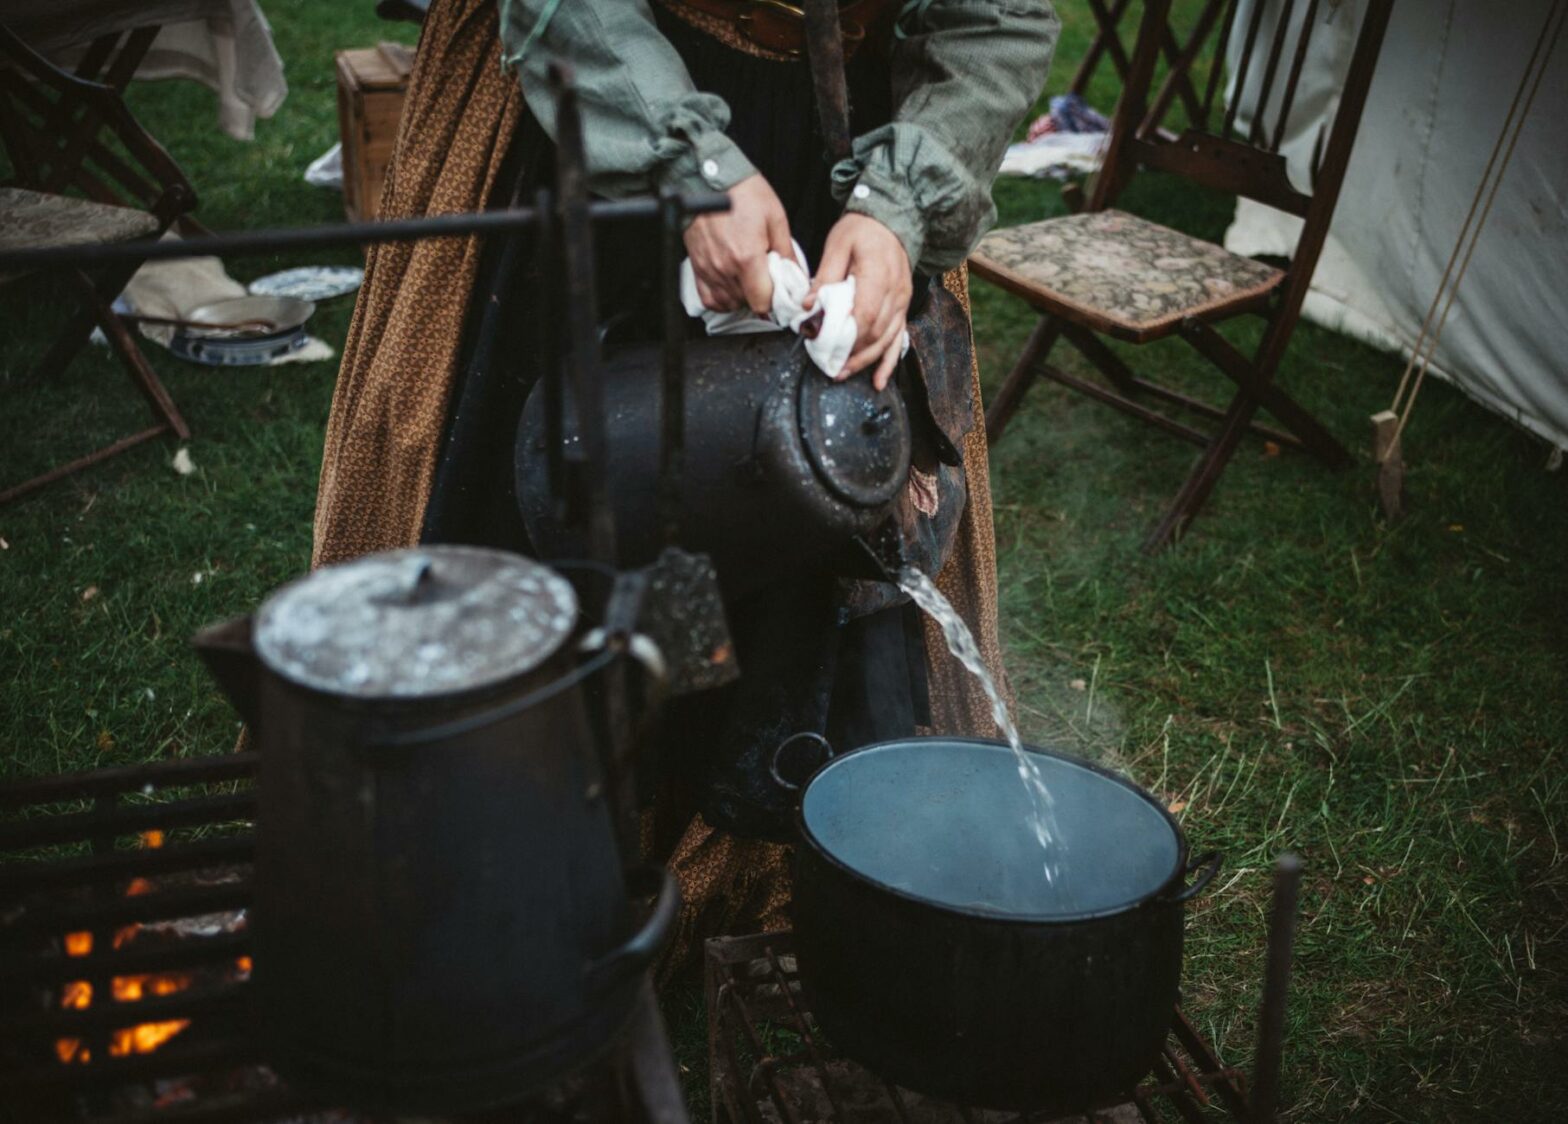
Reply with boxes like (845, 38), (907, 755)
(679, 241), (907, 378)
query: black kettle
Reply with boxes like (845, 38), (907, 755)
(192, 546), (676, 1114)
(515, 333), (911, 601)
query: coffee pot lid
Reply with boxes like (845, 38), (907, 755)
(798, 373), (910, 508)
(253, 546), (577, 699)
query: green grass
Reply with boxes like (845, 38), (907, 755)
(3, 3), (1566, 1121)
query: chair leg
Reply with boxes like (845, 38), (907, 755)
(72, 269), (191, 440)
(28, 262), (139, 385)
(1142, 387), (1263, 554)
(27, 303), (101, 385)
(1059, 321), (1139, 396)
(1182, 319), (1350, 468)
(985, 315), (1063, 445)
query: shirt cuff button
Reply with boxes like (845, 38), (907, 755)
(852, 184), (872, 200)
(702, 159), (721, 182)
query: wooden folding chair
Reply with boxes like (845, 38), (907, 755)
(0, 23), (198, 505)
(973, 0), (1394, 551)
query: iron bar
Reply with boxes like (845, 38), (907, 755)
(0, 793), (255, 851)
(2, 985), (245, 1039)
(2, 930), (251, 989)
(0, 193), (729, 275)
(802, 0), (853, 163)
(658, 189), (688, 546)
(0, 753), (255, 809)
(0, 836), (253, 896)
(2, 882), (248, 941)
(536, 185), (571, 525)
(6, 1036), (261, 1093)
(108, 1087), (322, 1124)
(548, 61), (615, 571)
(1250, 853), (1302, 1123)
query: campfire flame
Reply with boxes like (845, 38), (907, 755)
(53, 851), (249, 1068)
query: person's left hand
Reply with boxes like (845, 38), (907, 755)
(806, 213), (912, 390)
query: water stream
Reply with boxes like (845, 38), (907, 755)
(897, 566), (1064, 889)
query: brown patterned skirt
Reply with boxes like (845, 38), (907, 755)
(311, 0), (1010, 973)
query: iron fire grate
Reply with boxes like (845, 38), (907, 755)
(0, 751), (675, 1124)
(703, 931), (1250, 1124)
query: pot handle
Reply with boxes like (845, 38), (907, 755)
(583, 865), (680, 992)
(1166, 851), (1223, 904)
(768, 732), (835, 793)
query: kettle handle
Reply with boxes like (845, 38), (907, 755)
(583, 865), (680, 992)
(768, 732), (836, 794)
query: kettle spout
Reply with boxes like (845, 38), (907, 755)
(191, 615), (263, 727)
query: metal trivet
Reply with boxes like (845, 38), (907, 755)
(0, 752), (683, 1124)
(704, 932), (1251, 1124)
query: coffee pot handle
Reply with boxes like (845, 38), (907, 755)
(583, 866), (680, 992)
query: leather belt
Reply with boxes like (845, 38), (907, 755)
(663, 0), (897, 60)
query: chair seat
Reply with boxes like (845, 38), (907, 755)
(0, 186), (160, 254)
(970, 210), (1285, 341)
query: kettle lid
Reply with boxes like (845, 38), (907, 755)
(253, 546), (577, 699)
(798, 372), (911, 508)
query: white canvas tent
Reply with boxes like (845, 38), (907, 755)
(1223, 0), (1568, 453)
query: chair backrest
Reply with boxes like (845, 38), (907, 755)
(0, 23), (194, 225)
(1090, 0), (1394, 222)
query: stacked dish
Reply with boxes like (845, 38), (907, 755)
(170, 295), (315, 366)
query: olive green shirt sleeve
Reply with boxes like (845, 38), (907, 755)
(499, 0), (758, 200)
(499, 0), (1059, 273)
(838, 0), (1060, 274)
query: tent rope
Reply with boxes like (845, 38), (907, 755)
(1383, 0), (1565, 450)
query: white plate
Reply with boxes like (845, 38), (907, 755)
(248, 266), (363, 303)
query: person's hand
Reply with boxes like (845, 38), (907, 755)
(682, 173), (793, 315)
(807, 213), (912, 390)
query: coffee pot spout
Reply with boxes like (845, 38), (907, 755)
(191, 615), (263, 727)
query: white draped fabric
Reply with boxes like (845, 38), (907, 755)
(1223, 0), (1568, 451)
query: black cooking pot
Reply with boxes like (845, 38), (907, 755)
(788, 737), (1220, 1113)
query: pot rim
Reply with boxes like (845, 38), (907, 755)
(794, 736), (1192, 924)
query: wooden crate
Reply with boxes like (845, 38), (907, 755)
(335, 43), (413, 222)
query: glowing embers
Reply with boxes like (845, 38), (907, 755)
(51, 859), (252, 1069)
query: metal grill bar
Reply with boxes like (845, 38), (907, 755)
(2, 882), (250, 940)
(0, 837), (254, 896)
(0, 754), (257, 809)
(0, 931), (250, 990)
(0, 794), (255, 851)
(3, 985), (245, 1038)
(5, 1034), (258, 1092)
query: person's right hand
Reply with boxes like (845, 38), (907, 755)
(683, 173), (793, 316)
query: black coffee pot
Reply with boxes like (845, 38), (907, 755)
(192, 546), (676, 1114)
